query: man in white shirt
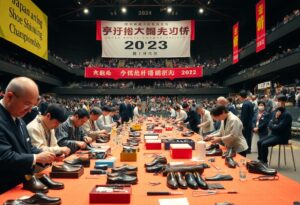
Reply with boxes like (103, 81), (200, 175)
(133, 103), (142, 120)
(174, 105), (187, 123)
(168, 105), (176, 119)
(96, 106), (116, 132)
(196, 105), (214, 136)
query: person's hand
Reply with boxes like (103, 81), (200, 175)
(99, 130), (108, 134)
(253, 127), (259, 132)
(211, 137), (222, 144)
(205, 134), (214, 141)
(36, 151), (56, 165)
(60, 147), (71, 156)
(275, 111), (282, 119)
(197, 124), (202, 128)
(84, 136), (93, 144)
(76, 141), (87, 149)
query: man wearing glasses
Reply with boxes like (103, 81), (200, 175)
(0, 77), (56, 194)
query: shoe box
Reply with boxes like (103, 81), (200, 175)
(120, 151), (137, 162)
(145, 139), (162, 150)
(170, 144), (192, 159)
(90, 185), (131, 204)
(164, 139), (195, 150)
(95, 157), (117, 168)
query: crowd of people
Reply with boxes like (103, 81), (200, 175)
(66, 80), (221, 89)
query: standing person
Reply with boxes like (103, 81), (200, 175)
(182, 103), (200, 133)
(0, 77), (55, 194)
(27, 103), (70, 156)
(196, 105), (214, 136)
(56, 108), (92, 154)
(257, 95), (292, 164)
(217, 96), (238, 116)
(133, 103), (142, 120)
(239, 90), (254, 153)
(168, 105), (176, 119)
(206, 105), (248, 156)
(174, 105), (187, 123)
(119, 97), (133, 123)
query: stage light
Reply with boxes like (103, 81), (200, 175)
(207, 0), (211, 5)
(199, 8), (204, 14)
(121, 7), (127, 13)
(83, 8), (89, 14)
(167, 7), (172, 13)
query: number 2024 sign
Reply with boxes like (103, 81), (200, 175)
(100, 20), (193, 58)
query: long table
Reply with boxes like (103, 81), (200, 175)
(1, 120), (300, 205)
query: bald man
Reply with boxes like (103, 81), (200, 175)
(0, 77), (56, 194)
(217, 96), (238, 116)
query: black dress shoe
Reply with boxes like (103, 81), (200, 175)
(146, 164), (166, 173)
(206, 144), (220, 151)
(184, 172), (198, 189)
(222, 148), (236, 158)
(175, 172), (187, 189)
(246, 161), (277, 176)
(64, 157), (90, 167)
(112, 164), (138, 172)
(107, 171), (137, 177)
(194, 172), (208, 189)
(205, 174), (233, 181)
(206, 148), (223, 156)
(107, 175), (137, 185)
(166, 172), (178, 189)
(225, 157), (238, 168)
(23, 175), (48, 193)
(39, 174), (64, 190)
(3, 200), (27, 205)
(51, 163), (82, 172)
(145, 156), (167, 167)
(96, 137), (110, 143)
(21, 193), (61, 205)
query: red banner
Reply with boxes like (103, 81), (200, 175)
(191, 20), (195, 41)
(96, 20), (101, 41)
(85, 67), (203, 80)
(256, 0), (266, 52)
(232, 22), (239, 64)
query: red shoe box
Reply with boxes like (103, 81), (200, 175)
(153, 128), (163, 133)
(170, 144), (192, 159)
(90, 185), (131, 204)
(145, 139), (162, 150)
(165, 126), (173, 131)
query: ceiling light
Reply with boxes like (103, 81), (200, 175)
(121, 7), (127, 13)
(167, 7), (172, 13)
(83, 8), (89, 14)
(199, 8), (204, 14)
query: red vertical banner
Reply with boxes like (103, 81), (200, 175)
(232, 22), (239, 64)
(191, 19), (195, 41)
(96, 20), (102, 41)
(256, 0), (266, 52)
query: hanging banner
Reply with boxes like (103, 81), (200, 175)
(232, 22), (239, 64)
(97, 20), (193, 58)
(0, 0), (48, 60)
(85, 67), (203, 80)
(256, 0), (266, 53)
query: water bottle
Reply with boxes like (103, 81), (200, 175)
(194, 141), (206, 161)
(239, 159), (247, 181)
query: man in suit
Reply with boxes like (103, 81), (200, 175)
(56, 108), (91, 154)
(119, 97), (133, 123)
(239, 90), (254, 153)
(207, 105), (248, 156)
(0, 77), (56, 194)
(182, 102), (200, 133)
(257, 94), (292, 164)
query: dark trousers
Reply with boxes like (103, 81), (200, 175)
(243, 128), (252, 152)
(257, 135), (284, 163)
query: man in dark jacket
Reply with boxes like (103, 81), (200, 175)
(119, 97), (133, 123)
(257, 94), (292, 164)
(182, 102), (200, 133)
(239, 90), (254, 153)
(0, 77), (55, 194)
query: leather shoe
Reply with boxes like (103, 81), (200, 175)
(21, 193), (61, 205)
(166, 172), (178, 189)
(51, 163), (82, 172)
(194, 172), (208, 189)
(129, 132), (141, 137)
(206, 143), (220, 151)
(175, 172), (187, 189)
(205, 174), (233, 181)
(65, 157), (90, 167)
(184, 172), (198, 189)
(146, 164), (166, 173)
(3, 200), (27, 205)
(107, 171), (137, 177)
(206, 148), (223, 156)
(222, 148), (236, 158)
(107, 175), (137, 185)
(112, 164), (138, 172)
(38, 174), (64, 190)
(246, 161), (277, 176)
(23, 175), (48, 193)
(225, 157), (238, 168)
(96, 136), (110, 143)
(145, 156), (167, 167)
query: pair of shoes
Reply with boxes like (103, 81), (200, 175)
(145, 156), (167, 173)
(23, 174), (64, 193)
(246, 161), (277, 176)
(167, 172), (208, 190)
(206, 148), (223, 156)
(4, 193), (61, 205)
